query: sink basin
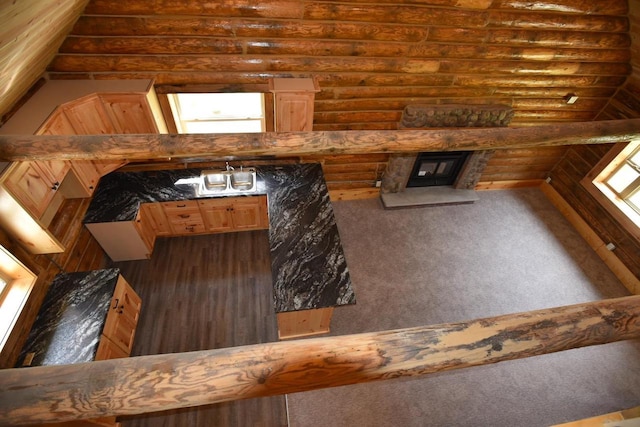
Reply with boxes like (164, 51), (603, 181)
(198, 167), (257, 195)
(230, 170), (255, 191)
(202, 171), (228, 191)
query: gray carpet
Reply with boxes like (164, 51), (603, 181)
(286, 188), (640, 427)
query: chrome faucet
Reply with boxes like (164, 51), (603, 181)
(225, 162), (234, 171)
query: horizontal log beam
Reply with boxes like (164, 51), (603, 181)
(1, 295), (639, 425)
(1, 119), (640, 162)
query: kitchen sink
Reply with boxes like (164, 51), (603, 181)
(198, 168), (257, 195)
(230, 170), (255, 190)
(203, 172), (228, 191)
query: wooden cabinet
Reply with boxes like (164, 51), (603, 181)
(37, 90), (166, 136)
(99, 93), (163, 134)
(161, 200), (206, 235)
(269, 78), (320, 131)
(134, 206), (157, 253)
(199, 196), (268, 232)
(2, 160), (69, 219)
(36, 88), (167, 197)
(0, 161), (68, 254)
(198, 198), (234, 232)
(90, 195), (269, 261)
(135, 202), (172, 252)
(99, 276), (142, 357)
(93, 275), (141, 427)
(95, 334), (129, 360)
(277, 307), (334, 340)
(229, 196), (269, 230)
(60, 94), (115, 135)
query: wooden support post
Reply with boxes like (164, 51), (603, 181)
(1, 118), (640, 161)
(1, 295), (640, 425)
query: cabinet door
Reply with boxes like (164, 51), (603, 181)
(274, 92), (315, 131)
(95, 335), (129, 360)
(103, 276), (142, 355)
(69, 161), (101, 196)
(231, 196), (269, 230)
(135, 206), (156, 253)
(143, 202), (171, 236)
(3, 161), (65, 218)
(198, 198), (233, 232)
(37, 108), (76, 135)
(62, 95), (116, 134)
(100, 93), (160, 134)
(40, 160), (69, 183)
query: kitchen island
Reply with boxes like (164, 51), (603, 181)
(17, 268), (140, 366)
(84, 163), (355, 338)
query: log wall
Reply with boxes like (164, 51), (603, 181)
(41, 0), (633, 190)
(546, 1), (640, 292)
(53, 0), (631, 130)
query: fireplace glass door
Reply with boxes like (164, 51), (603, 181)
(407, 151), (470, 187)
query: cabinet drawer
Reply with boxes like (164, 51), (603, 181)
(171, 222), (206, 234)
(166, 209), (202, 222)
(161, 200), (200, 212)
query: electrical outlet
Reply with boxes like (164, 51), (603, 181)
(606, 242), (616, 251)
(375, 180), (382, 188)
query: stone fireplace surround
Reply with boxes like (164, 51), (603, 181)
(379, 104), (514, 208)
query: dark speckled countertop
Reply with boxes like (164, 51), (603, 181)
(83, 163), (355, 312)
(17, 269), (120, 367)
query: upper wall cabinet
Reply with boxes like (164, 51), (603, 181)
(0, 161), (68, 254)
(37, 91), (167, 136)
(0, 80), (167, 254)
(34, 86), (167, 198)
(269, 78), (320, 132)
(2, 160), (69, 219)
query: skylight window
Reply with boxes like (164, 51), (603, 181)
(168, 93), (266, 134)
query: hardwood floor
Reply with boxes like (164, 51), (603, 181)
(112, 231), (288, 427)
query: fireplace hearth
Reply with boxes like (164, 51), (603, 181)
(407, 151), (470, 187)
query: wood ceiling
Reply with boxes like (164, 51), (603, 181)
(1, 0), (639, 131)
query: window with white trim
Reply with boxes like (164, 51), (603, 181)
(586, 140), (640, 235)
(603, 144), (640, 216)
(0, 245), (36, 352)
(167, 93), (266, 134)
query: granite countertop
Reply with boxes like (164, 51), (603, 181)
(84, 163), (355, 312)
(17, 268), (121, 367)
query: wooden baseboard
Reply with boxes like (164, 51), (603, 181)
(475, 179), (544, 190)
(329, 187), (380, 201)
(540, 181), (640, 295)
(551, 405), (640, 426)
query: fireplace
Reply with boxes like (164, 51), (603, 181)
(406, 151), (471, 187)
